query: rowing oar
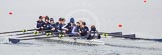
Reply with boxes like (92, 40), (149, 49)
(16, 32), (60, 38)
(99, 32), (123, 38)
(118, 34), (162, 42)
(0, 29), (37, 34)
(104, 33), (162, 42)
(8, 32), (77, 44)
(9, 35), (57, 44)
(16, 30), (52, 36)
(0, 29), (53, 37)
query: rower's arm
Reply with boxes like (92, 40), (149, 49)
(72, 26), (79, 34)
(62, 24), (68, 30)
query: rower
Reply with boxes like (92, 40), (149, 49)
(42, 16), (51, 30)
(49, 18), (57, 32)
(60, 18), (67, 33)
(65, 18), (82, 37)
(36, 16), (44, 31)
(65, 18), (75, 34)
(79, 22), (89, 38)
(87, 25), (101, 40)
(71, 22), (81, 36)
(55, 18), (66, 33)
(75, 22), (81, 31)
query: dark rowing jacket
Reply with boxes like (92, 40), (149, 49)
(88, 27), (101, 40)
(80, 26), (89, 36)
(36, 21), (44, 28)
(49, 23), (57, 32)
(74, 25), (80, 32)
(55, 22), (66, 31)
(49, 23), (56, 29)
(65, 23), (73, 34)
(43, 22), (51, 30)
(90, 27), (96, 32)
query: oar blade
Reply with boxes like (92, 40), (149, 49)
(9, 38), (20, 44)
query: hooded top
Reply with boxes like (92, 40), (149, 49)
(70, 18), (75, 23)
